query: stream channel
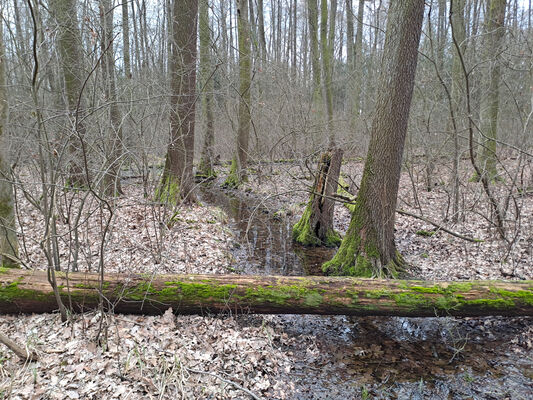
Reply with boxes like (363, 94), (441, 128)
(199, 186), (533, 399)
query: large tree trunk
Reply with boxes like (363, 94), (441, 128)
(0, 19), (19, 267)
(1, 269), (532, 317)
(224, 0), (252, 188)
(293, 149), (343, 247)
(323, 0), (425, 277)
(157, 0), (198, 203)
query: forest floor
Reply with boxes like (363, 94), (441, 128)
(1, 160), (532, 399)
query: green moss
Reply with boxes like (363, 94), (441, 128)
(155, 174), (180, 205)
(365, 289), (392, 299)
(337, 176), (356, 213)
(160, 281), (238, 302)
(0, 266), (10, 274)
(489, 288), (533, 306)
(0, 280), (49, 302)
(304, 292), (323, 307)
(244, 284), (324, 307)
(416, 230), (435, 237)
(292, 206), (321, 246)
(223, 158), (241, 189)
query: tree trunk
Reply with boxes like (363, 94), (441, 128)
(257, 0), (267, 64)
(323, 0), (425, 277)
(157, 0), (198, 204)
(0, 19), (19, 267)
(293, 149), (343, 247)
(100, 0), (124, 196)
(49, 0), (88, 187)
(352, 0), (364, 121)
(122, 0), (132, 79)
(479, 0), (507, 181)
(307, 0), (322, 113)
(320, 0), (337, 148)
(197, 0), (216, 180)
(1, 269), (532, 317)
(450, 0), (466, 221)
(224, 0), (252, 188)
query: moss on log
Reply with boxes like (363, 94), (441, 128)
(0, 269), (532, 317)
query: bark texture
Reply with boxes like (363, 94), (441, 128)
(479, 0), (507, 181)
(293, 149), (343, 247)
(101, 0), (123, 196)
(158, 0), (199, 203)
(0, 20), (18, 267)
(197, 0), (216, 180)
(49, 0), (87, 186)
(224, 0), (252, 188)
(1, 269), (532, 317)
(323, 0), (425, 277)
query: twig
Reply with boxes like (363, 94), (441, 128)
(0, 330), (39, 362)
(185, 368), (262, 400)
(397, 209), (483, 243)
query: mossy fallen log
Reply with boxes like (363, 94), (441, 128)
(0, 268), (532, 317)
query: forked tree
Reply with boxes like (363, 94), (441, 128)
(0, 16), (19, 267)
(323, 0), (425, 277)
(158, 0), (199, 203)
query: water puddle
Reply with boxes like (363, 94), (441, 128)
(200, 185), (533, 398)
(199, 187), (336, 276)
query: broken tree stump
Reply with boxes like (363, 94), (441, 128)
(293, 149), (343, 247)
(0, 269), (532, 317)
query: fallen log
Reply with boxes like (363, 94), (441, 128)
(0, 268), (532, 317)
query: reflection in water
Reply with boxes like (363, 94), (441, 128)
(199, 187), (336, 275)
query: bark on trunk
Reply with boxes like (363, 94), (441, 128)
(197, 0), (216, 180)
(158, 0), (198, 203)
(1, 269), (532, 317)
(323, 0), (425, 277)
(478, 0), (507, 181)
(49, 0), (88, 187)
(0, 20), (19, 267)
(293, 149), (343, 247)
(224, 0), (252, 188)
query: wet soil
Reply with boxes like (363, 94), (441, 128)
(200, 183), (533, 399)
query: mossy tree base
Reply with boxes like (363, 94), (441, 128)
(223, 158), (246, 189)
(1, 268), (532, 317)
(323, 195), (406, 278)
(293, 149), (343, 247)
(155, 174), (181, 205)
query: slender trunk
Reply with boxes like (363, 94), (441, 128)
(0, 19), (19, 267)
(353, 0), (364, 122)
(450, 0), (466, 221)
(100, 0), (124, 196)
(49, 0), (88, 187)
(257, 0), (267, 64)
(479, 0), (507, 181)
(321, 0), (337, 148)
(198, 0), (216, 179)
(224, 0), (252, 187)
(122, 0), (132, 78)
